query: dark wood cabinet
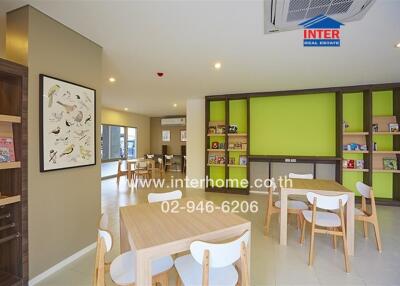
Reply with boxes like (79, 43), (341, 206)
(0, 58), (28, 286)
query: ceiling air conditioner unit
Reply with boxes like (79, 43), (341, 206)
(265, 0), (375, 34)
(161, 117), (186, 126)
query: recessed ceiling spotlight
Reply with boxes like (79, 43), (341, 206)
(109, 77), (116, 82)
(173, 103), (177, 107)
(157, 72), (164, 77)
(124, 107), (128, 111)
(396, 42), (400, 48)
(214, 62), (222, 70)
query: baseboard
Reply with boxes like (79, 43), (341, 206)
(29, 242), (96, 286)
(250, 190), (268, 195)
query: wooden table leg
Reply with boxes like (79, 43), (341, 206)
(136, 250), (152, 286)
(346, 193), (355, 256)
(120, 215), (129, 253)
(127, 162), (132, 184)
(280, 189), (288, 246)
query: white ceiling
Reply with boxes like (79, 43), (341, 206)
(1, 0), (400, 116)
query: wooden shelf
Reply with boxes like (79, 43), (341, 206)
(228, 133), (247, 137)
(373, 132), (400, 135)
(343, 168), (369, 172)
(207, 164), (225, 167)
(373, 151), (400, 154)
(343, 150), (368, 154)
(0, 115), (21, 123)
(228, 164), (247, 168)
(0, 162), (21, 170)
(343, 132), (368, 136)
(228, 149), (246, 152)
(0, 195), (21, 207)
(207, 134), (225, 137)
(373, 169), (400, 174)
(207, 149), (225, 152)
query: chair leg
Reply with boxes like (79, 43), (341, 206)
(264, 208), (272, 236)
(308, 228), (315, 266)
(342, 230), (350, 273)
(300, 219), (306, 245)
(373, 220), (383, 253)
(117, 173), (120, 184)
(176, 275), (182, 286)
(296, 213), (301, 230)
(363, 221), (368, 239)
(332, 228), (337, 250)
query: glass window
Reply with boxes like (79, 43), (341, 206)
(101, 124), (136, 161)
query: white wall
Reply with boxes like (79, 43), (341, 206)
(186, 98), (205, 187)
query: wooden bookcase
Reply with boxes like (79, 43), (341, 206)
(0, 58), (28, 286)
(206, 83), (400, 205)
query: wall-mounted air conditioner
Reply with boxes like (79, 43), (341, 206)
(265, 0), (375, 34)
(161, 117), (186, 126)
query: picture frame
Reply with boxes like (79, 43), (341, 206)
(180, 129), (187, 142)
(162, 130), (170, 142)
(383, 158), (398, 170)
(39, 74), (96, 172)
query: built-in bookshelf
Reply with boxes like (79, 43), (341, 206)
(205, 97), (249, 194)
(0, 58), (28, 285)
(341, 89), (400, 202)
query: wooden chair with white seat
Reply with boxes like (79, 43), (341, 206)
(93, 214), (173, 286)
(355, 181), (382, 252)
(148, 190), (182, 203)
(158, 157), (165, 178)
(164, 155), (174, 171)
(264, 178), (308, 235)
(174, 231), (250, 286)
(133, 160), (150, 181)
(300, 192), (350, 273)
(116, 160), (128, 185)
(146, 154), (155, 159)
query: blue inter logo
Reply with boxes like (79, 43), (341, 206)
(300, 15), (344, 47)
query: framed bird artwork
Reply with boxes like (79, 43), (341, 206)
(39, 74), (96, 172)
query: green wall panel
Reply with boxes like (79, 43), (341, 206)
(229, 99), (247, 133)
(250, 93), (336, 156)
(209, 100), (226, 185)
(342, 93), (364, 195)
(372, 90), (394, 199)
(343, 93), (363, 131)
(373, 173), (393, 198)
(210, 101), (225, 121)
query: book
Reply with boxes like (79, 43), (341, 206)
(356, 160), (364, 169)
(389, 123), (399, 132)
(383, 158), (397, 170)
(0, 137), (15, 162)
(347, 159), (355, 169)
(239, 155), (247, 165)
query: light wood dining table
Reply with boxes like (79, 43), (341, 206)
(120, 197), (251, 285)
(280, 179), (355, 255)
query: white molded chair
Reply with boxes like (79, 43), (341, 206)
(148, 190), (183, 203)
(300, 192), (350, 273)
(175, 231), (250, 286)
(264, 178), (308, 235)
(93, 214), (173, 286)
(355, 182), (382, 252)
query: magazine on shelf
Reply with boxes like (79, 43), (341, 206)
(0, 137), (15, 162)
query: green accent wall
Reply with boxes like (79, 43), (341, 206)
(373, 90), (394, 199)
(250, 93), (336, 156)
(229, 100), (247, 188)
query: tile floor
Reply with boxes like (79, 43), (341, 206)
(36, 174), (400, 286)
